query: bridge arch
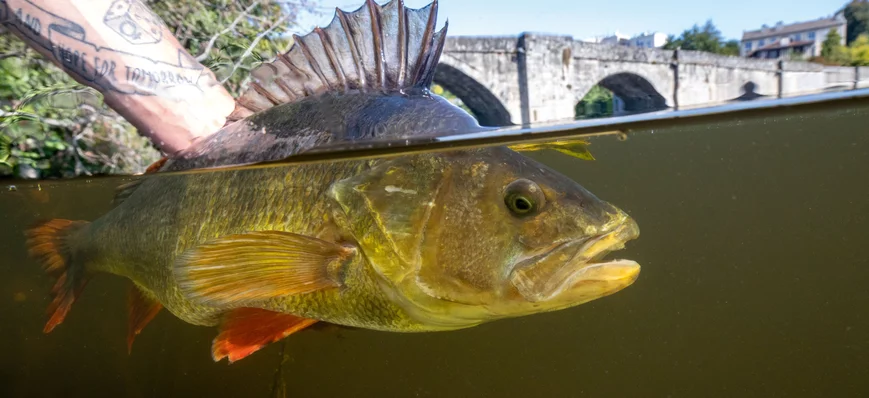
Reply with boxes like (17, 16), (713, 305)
(575, 72), (669, 116)
(433, 63), (514, 127)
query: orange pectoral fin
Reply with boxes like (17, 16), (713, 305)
(173, 230), (354, 307)
(212, 308), (317, 364)
(127, 286), (163, 354)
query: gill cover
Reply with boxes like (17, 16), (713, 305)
(329, 153), (514, 328)
(329, 155), (449, 283)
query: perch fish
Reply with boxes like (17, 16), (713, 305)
(25, 0), (641, 363)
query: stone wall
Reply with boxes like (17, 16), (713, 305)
(439, 34), (869, 125)
(440, 36), (521, 126)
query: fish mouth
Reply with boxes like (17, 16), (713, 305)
(510, 218), (641, 304)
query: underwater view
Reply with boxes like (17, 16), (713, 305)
(3, 93), (868, 397)
(2, 0), (869, 397)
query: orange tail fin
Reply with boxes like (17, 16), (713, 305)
(24, 219), (91, 333)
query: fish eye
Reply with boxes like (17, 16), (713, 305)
(504, 179), (545, 217)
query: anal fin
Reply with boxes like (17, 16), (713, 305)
(127, 285), (163, 354)
(213, 308), (317, 363)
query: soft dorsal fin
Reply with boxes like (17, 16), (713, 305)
(111, 156), (167, 207)
(227, 0), (448, 122)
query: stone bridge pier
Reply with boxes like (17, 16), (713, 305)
(436, 33), (869, 127)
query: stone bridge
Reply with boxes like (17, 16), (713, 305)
(434, 33), (869, 126)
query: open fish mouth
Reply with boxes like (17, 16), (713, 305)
(510, 219), (641, 304)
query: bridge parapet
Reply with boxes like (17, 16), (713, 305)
(437, 33), (869, 126)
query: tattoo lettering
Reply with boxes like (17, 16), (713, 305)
(103, 0), (163, 45)
(126, 65), (197, 89)
(13, 6), (40, 35)
(0, 0), (206, 97)
(55, 44), (88, 75)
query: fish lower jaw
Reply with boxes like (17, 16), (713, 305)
(571, 259), (641, 282)
(528, 258), (641, 308)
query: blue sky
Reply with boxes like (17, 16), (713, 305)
(297, 0), (847, 41)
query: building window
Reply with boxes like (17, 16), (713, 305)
(759, 39), (765, 46)
(808, 32), (815, 40)
(794, 33), (801, 41)
(744, 42), (752, 51)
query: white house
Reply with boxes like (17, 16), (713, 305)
(741, 13), (847, 59)
(588, 31), (667, 48)
(595, 32), (631, 46)
(630, 32), (668, 48)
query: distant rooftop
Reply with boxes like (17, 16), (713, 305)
(583, 30), (665, 43)
(748, 39), (814, 57)
(743, 16), (845, 41)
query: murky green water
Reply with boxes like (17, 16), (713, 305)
(2, 97), (868, 397)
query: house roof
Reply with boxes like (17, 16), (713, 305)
(742, 17), (845, 41)
(748, 39), (814, 57)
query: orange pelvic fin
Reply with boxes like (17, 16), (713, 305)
(127, 285), (163, 354)
(212, 308), (317, 364)
(24, 219), (91, 333)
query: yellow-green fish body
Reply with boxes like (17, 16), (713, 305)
(83, 159), (427, 331)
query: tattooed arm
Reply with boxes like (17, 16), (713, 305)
(1, 0), (235, 155)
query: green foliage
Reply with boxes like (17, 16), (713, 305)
(811, 28), (869, 66)
(575, 85), (614, 119)
(844, 0), (869, 45)
(1, 0), (311, 179)
(822, 28), (844, 58)
(848, 34), (869, 65)
(148, 0), (301, 96)
(0, 32), (161, 178)
(721, 40), (740, 56)
(431, 84), (475, 118)
(820, 28), (853, 65)
(663, 20), (737, 55)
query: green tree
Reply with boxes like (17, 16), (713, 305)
(575, 85), (615, 119)
(663, 20), (737, 55)
(822, 28), (844, 57)
(849, 34), (869, 65)
(721, 40), (740, 56)
(820, 28), (852, 65)
(844, 0), (869, 45)
(1, 0), (312, 179)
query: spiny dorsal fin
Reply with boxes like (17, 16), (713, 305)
(228, 0), (448, 122)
